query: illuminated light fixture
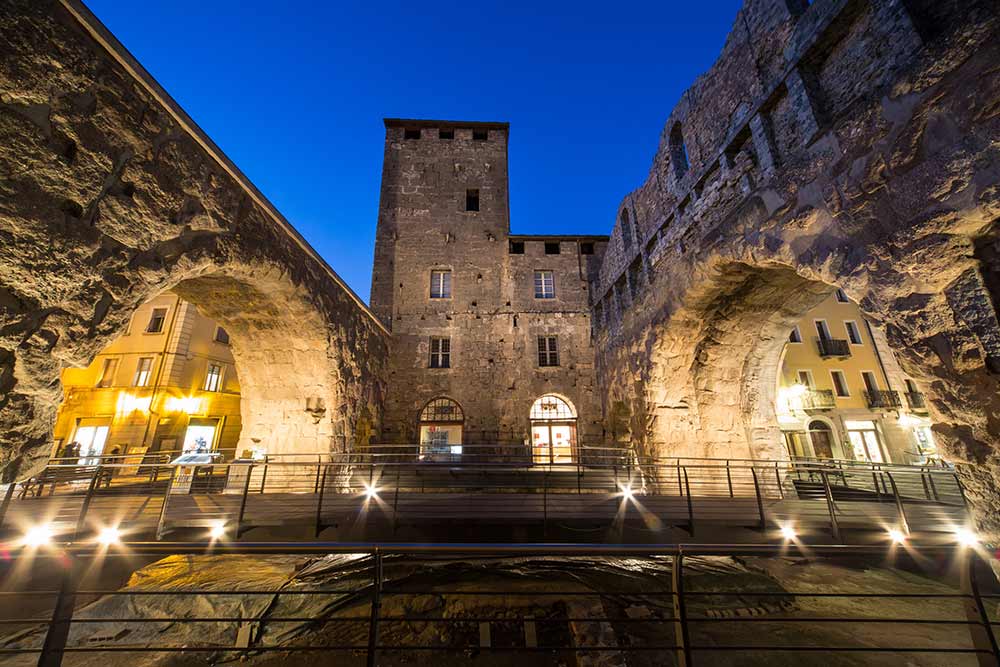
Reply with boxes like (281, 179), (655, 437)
(22, 524), (53, 548)
(955, 527), (978, 548)
(780, 525), (797, 541)
(363, 483), (378, 500)
(96, 526), (121, 546)
(621, 485), (634, 500)
(788, 383), (808, 398)
(116, 392), (152, 415)
(888, 528), (906, 544)
(164, 396), (202, 415)
(209, 522), (226, 540)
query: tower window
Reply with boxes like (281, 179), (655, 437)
(204, 363), (223, 392)
(146, 307), (167, 333)
(509, 241), (525, 254)
(429, 337), (451, 368)
(472, 128), (488, 141)
(404, 128), (421, 140)
(537, 336), (559, 367)
(534, 271), (555, 299)
(580, 242), (594, 255)
(466, 189), (480, 212)
(430, 270), (452, 299)
(439, 128), (454, 140)
(544, 242), (560, 255)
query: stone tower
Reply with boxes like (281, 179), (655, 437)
(370, 119), (608, 450)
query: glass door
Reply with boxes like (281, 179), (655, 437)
(846, 422), (886, 463)
(73, 423), (109, 465)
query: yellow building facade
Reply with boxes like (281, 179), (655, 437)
(776, 290), (937, 465)
(53, 294), (241, 462)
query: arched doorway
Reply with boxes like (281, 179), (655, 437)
(419, 397), (464, 458)
(807, 420), (836, 460)
(529, 395), (577, 464)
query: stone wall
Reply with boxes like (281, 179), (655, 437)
(0, 0), (389, 475)
(591, 0), (1000, 529)
(371, 121), (608, 446)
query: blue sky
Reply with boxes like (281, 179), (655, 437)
(86, 0), (743, 301)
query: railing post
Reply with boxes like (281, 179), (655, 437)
(926, 470), (939, 502)
(961, 551), (1000, 667)
(37, 555), (81, 667)
(672, 553), (692, 667)
(884, 471), (910, 536)
(820, 470), (842, 543)
(236, 463), (254, 538)
(725, 460), (733, 498)
(314, 465), (329, 538)
(774, 461), (783, 499)
(155, 467), (176, 541)
(682, 467), (694, 536)
(0, 478), (17, 532)
(750, 467), (766, 531)
(676, 460), (683, 496)
(366, 551), (383, 667)
(73, 465), (103, 540)
(313, 463), (322, 494)
(259, 463), (268, 494)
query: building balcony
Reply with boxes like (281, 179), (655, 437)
(906, 391), (927, 411)
(801, 389), (836, 410)
(816, 338), (851, 358)
(865, 389), (902, 409)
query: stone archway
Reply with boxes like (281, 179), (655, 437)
(0, 1), (389, 477)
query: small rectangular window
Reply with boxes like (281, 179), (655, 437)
(430, 270), (452, 299)
(861, 371), (879, 394)
(835, 288), (849, 303)
(797, 370), (813, 388)
(534, 270), (555, 299)
(815, 320), (831, 341)
(146, 307), (167, 333)
(509, 241), (525, 254)
(133, 357), (153, 387)
(204, 363), (223, 392)
(789, 326), (802, 343)
(472, 128), (488, 141)
(544, 242), (560, 255)
(438, 128), (454, 140)
(429, 337), (451, 368)
(580, 242), (594, 255)
(466, 189), (479, 212)
(831, 370), (849, 397)
(96, 358), (117, 388)
(537, 336), (559, 367)
(214, 327), (230, 344)
(404, 128), (421, 140)
(845, 321), (862, 345)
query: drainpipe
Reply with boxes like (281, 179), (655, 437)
(865, 319), (897, 398)
(139, 294), (183, 452)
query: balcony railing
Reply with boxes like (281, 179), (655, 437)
(816, 337), (851, 358)
(800, 388), (835, 410)
(865, 389), (903, 409)
(907, 391), (928, 410)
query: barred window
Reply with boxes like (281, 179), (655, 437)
(534, 271), (555, 299)
(430, 270), (452, 299)
(429, 337), (451, 368)
(537, 336), (559, 367)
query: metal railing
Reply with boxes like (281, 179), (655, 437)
(0, 542), (996, 666)
(800, 388), (836, 409)
(817, 337), (851, 357)
(0, 448), (969, 545)
(866, 389), (904, 409)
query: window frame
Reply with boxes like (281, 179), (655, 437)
(814, 319), (831, 341)
(796, 369), (814, 388)
(145, 307), (168, 334)
(860, 370), (879, 394)
(204, 362), (224, 392)
(403, 128), (421, 140)
(544, 242), (561, 255)
(133, 357), (153, 387)
(430, 269), (452, 299)
(96, 358), (118, 388)
(844, 320), (863, 345)
(465, 188), (480, 212)
(534, 270), (556, 299)
(788, 326), (802, 343)
(429, 337), (451, 369)
(830, 370), (850, 398)
(835, 288), (849, 303)
(537, 335), (559, 367)
(214, 327), (230, 344)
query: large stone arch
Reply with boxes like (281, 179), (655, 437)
(0, 0), (389, 476)
(593, 0), (1000, 529)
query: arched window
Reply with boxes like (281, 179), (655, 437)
(418, 397), (464, 457)
(530, 395), (577, 464)
(669, 121), (689, 179)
